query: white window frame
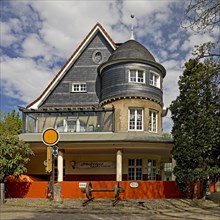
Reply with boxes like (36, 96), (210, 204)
(72, 82), (87, 92)
(147, 159), (156, 180)
(149, 71), (160, 88)
(129, 69), (145, 83)
(56, 119), (86, 132)
(149, 110), (158, 133)
(128, 108), (144, 131)
(128, 159), (143, 180)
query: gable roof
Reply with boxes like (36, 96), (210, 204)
(27, 23), (116, 109)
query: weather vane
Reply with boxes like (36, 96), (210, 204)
(130, 13), (135, 40)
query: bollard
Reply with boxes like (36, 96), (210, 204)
(0, 183), (5, 205)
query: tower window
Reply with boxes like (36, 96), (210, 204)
(129, 108), (143, 131)
(129, 69), (145, 83)
(149, 110), (158, 133)
(149, 71), (160, 88)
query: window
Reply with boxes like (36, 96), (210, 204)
(56, 119), (86, 132)
(128, 159), (142, 180)
(149, 110), (158, 132)
(164, 163), (172, 172)
(72, 83), (86, 92)
(129, 108), (143, 131)
(149, 71), (160, 88)
(148, 159), (156, 180)
(129, 69), (145, 83)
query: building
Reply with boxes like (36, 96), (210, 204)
(19, 23), (173, 183)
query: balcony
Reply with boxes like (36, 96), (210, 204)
(19, 107), (114, 133)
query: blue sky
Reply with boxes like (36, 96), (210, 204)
(0, 0), (218, 133)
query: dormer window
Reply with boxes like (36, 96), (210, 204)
(149, 71), (160, 88)
(72, 82), (86, 92)
(129, 69), (145, 83)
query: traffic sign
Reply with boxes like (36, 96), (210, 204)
(52, 145), (59, 156)
(42, 128), (60, 146)
(46, 147), (52, 172)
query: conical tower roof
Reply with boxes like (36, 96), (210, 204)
(108, 40), (155, 62)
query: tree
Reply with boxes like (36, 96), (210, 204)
(162, 132), (172, 138)
(0, 110), (22, 135)
(182, 0), (220, 33)
(182, 0), (220, 60)
(170, 58), (220, 199)
(0, 110), (34, 182)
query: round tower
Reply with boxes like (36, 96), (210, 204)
(98, 39), (166, 134)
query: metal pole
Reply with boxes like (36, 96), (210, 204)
(52, 154), (55, 200)
(0, 183), (5, 204)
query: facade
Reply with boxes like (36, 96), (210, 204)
(19, 23), (173, 183)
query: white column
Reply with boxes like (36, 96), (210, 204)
(116, 149), (122, 181)
(57, 150), (63, 182)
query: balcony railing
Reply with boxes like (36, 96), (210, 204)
(20, 108), (114, 133)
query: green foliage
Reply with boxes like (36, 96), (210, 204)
(162, 133), (172, 138)
(0, 110), (22, 135)
(0, 110), (33, 182)
(170, 58), (220, 198)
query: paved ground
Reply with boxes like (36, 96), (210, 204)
(0, 193), (220, 220)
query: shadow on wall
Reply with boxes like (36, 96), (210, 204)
(5, 175), (49, 198)
(6, 182), (31, 198)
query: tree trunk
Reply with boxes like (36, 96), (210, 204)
(193, 180), (198, 199)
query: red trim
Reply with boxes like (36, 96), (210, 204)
(27, 23), (116, 109)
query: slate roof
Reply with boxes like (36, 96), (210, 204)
(27, 23), (116, 109)
(108, 40), (155, 62)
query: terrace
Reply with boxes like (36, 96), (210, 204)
(19, 107), (114, 134)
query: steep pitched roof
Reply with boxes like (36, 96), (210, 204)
(27, 23), (116, 109)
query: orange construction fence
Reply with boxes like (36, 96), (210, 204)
(5, 181), (185, 199)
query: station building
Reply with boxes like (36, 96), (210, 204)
(19, 23), (173, 183)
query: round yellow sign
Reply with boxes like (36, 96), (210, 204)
(42, 128), (59, 146)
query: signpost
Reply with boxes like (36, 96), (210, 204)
(46, 147), (52, 173)
(42, 128), (60, 200)
(42, 128), (59, 146)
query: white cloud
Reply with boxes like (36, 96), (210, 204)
(1, 56), (54, 104)
(169, 39), (180, 52)
(22, 34), (47, 58)
(162, 59), (182, 107)
(0, 19), (22, 47)
(30, 1), (121, 58)
(181, 33), (215, 52)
